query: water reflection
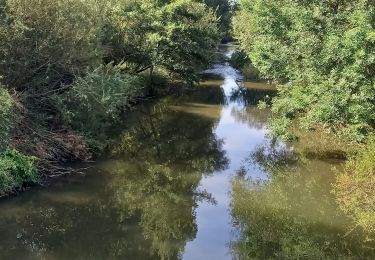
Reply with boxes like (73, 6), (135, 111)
(230, 106), (270, 130)
(230, 141), (375, 259)
(108, 98), (229, 258)
(0, 44), (370, 260)
(0, 85), (229, 259)
(229, 86), (275, 107)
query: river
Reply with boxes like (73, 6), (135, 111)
(0, 44), (373, 259)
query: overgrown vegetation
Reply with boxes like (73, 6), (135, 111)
(58, 64), (144, 137)
(204, 0), (236, 41)
(233, 0), (375, 142)
(0, 149), (38, 196)
(0, 0), (222, 195)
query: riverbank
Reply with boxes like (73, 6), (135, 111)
(0, 0), (225, 197)
(0, 78), (207, 199)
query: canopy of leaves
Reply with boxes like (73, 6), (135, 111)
(104, 0), (220, 82)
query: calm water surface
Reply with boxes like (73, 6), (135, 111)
(0, 45), (373, 259)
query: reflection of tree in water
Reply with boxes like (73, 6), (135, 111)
(229, 86), (275, 106)
(0, 96), (229, 259)
(230, 106), (270, 130)
(247, 140), (298, 174)
(112, 99), (228, 172)
(230, 141), (375, 259)
(179, 83), (226, 105)
(110, 99), (229, 259)
(228, 85), (275, 130)
(0, 178), (159, 259)
(107, 162), (216, 260)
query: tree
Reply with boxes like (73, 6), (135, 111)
(234, 0), (375, 141)
(205, 0), (234, 40)
(103, 0), (220, 82)
(0, 0), (102, 92)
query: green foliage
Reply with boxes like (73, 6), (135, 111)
(229, 50), (249, 69)
(0, 0), (221, 90)
(204, 0), (235, 40)
(230, 49), (261, 80)
(0, 0), (223, 194)
(59, 63), (144, 136)
(0, 87), (14, 149)
(104, 0), (220, 82)
(0, 0), (221, 146)
(0, 0), (102, 92)
(0, 148), (38, 195)
(234, 0), (375, 141)
(334, 135), (375, 236)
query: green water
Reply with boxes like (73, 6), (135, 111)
(0, 45), (373, 260)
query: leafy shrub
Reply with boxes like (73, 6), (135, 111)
(334, 135), (375, 236)
(103, 0), (220, 83)
(234, 0), (375, 141)
(59, 63), (144, 136)
(0, 0), (102, 92)
(0, 148), (38, 195)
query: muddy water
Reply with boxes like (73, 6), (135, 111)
(0, 45), (373, 260)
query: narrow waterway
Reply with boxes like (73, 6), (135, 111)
(0, 45), (373, 259)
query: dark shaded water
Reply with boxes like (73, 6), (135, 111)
(0, 45), (374, 259)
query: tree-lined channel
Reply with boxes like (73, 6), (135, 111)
(0, 45), (373, 259)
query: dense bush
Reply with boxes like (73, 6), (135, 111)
(59, 63), (144, 136)
(0, 0), (102, 93)
(229, 50), (261, 80)
(0, 0), (220, 93)
(205, 0), (234, 40)
(234, 0), (375, 239)
(229, 50), (249, 69)
(234, 0), (375, 141)
(0, 148), (38, 196)
(103, 0), (220, 82)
